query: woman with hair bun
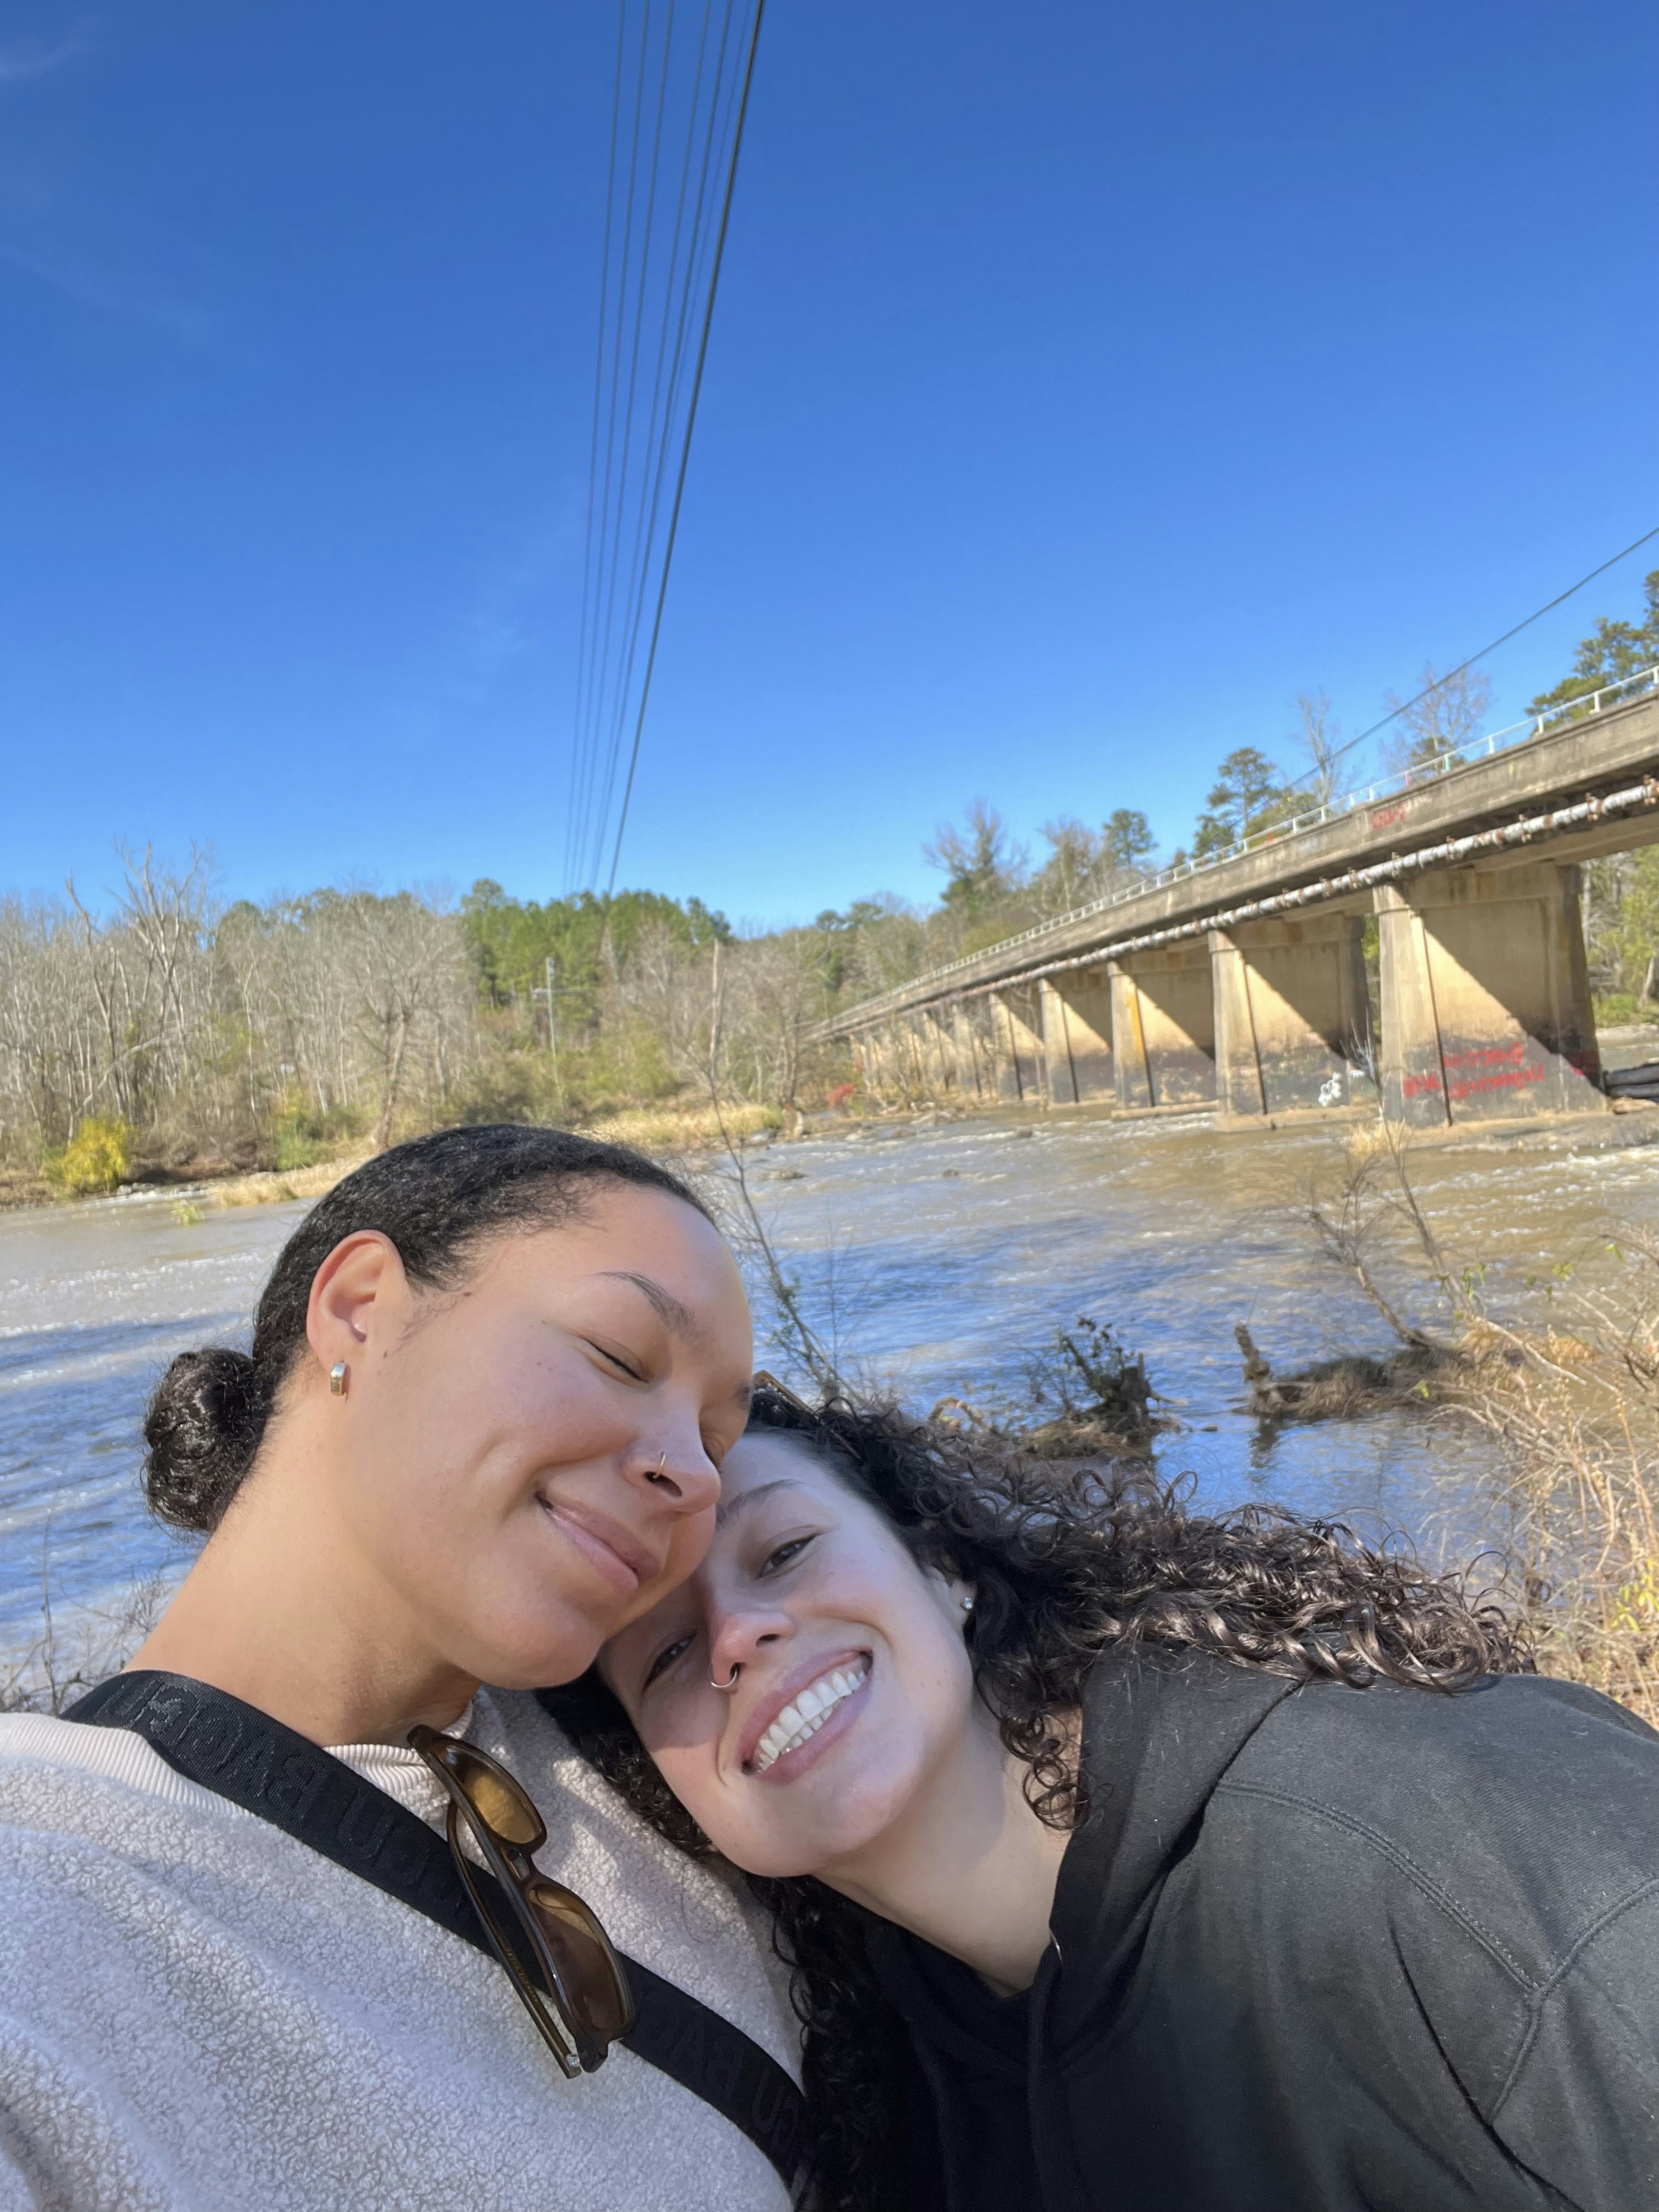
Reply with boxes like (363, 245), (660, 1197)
(0, 1126), (801, 2212)
(561, 1387), (1659, 2212)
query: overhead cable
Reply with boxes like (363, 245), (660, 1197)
(564, 0), (765, 895)
(1286, 520), (1659, 796)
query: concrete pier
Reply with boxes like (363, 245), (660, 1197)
(915, 1005), (957, 1099)
(1110, 947), (1217, 1109)
(821, 677), (1658, 1127)
(1041, 970), (1116, 1105)
(852, 864), (1605, 1135)
(1209, 911), (1371, 1120)
(1375, 862), (1602, 1125)
(991, 987), (1046, 1104)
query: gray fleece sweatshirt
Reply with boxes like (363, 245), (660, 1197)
(0, 1687), (800, 2212)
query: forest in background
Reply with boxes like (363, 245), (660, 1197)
(3, 572), (1656, 1198)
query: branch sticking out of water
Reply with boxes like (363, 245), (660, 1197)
(693, 953), (841, 1395)
(933, 1315), (1166, 1458)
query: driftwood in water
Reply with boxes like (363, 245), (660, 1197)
(932, 1316), (1167, 1458)
(1234, 1322), (1456, 1425)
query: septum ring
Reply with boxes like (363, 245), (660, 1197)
(709, 1662), (742, 1692)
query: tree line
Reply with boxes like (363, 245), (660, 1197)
(4, 572), (1655, 1191)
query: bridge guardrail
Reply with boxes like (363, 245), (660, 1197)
(827, 661), (1659, 1030)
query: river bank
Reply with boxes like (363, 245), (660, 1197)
(8, 1075), (1659, 1715)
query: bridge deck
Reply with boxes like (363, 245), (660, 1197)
(821, 679), (1659, 1035)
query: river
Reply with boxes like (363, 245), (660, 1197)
(4, 1085), (1659, 1672)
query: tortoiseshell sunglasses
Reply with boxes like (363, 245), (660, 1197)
(409, 1726), (636, 2076)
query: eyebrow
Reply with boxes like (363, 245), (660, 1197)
(598, 1269), (700, 1341)
(715, 1476), (805, 1530)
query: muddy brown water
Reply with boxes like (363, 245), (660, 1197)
(5, 1068), (1659, 1657)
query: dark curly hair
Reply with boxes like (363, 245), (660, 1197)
(543, 1385), (1528, 2212)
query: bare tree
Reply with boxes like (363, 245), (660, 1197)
(1292, 690), (1343, 806)
(1383, 663), (1491, 779)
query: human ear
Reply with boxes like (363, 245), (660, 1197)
(303, 1232), (410, 1390)
(922, 1564), (978, 1632)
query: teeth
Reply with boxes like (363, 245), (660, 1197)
(752, 1660), (869, 1772)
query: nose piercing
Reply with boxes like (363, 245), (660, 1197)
(709, 1662), (742, 1691)
(646, 1452), (667, 1484)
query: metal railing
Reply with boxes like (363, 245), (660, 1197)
(827, 661), (1659, 1030)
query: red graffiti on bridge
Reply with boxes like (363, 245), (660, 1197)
(1402, 1036), (1551, 1104)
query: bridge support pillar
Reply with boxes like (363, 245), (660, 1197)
(950, 1000), (988, 1099)
(851, 1028), (881, 1097)
(916, 1005), (957, 1098)
(1109, 947), (1217, 1109)
(1041, 969), (1116, 1104)
(1375, 863), (1602, 1125)
(1208, 912), (1372, 1119)
(991, 987), (1047, 1104)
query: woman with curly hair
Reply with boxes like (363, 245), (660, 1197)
(549, 1383), (1659, 2212)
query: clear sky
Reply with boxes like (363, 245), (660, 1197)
(2, 0), (1656, 926)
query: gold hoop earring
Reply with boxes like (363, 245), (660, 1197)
(329, 1362), (348, 1396)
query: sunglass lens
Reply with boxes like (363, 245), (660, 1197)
(443, 1745), (545, 1848)
(527, 1879), (636, 2044)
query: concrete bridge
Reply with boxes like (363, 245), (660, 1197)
(818, 665), (1659, 1130)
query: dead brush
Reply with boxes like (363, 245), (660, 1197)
(1454, 1232), (1659, 1725)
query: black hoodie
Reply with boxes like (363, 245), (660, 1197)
(866, 1652), (1659, 2212)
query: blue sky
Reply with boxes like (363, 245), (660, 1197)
(2, 0), (1656, 926)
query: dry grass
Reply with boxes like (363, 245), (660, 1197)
(197, 1154), (370, 1210)
(576, 1100), (783, 1157)
(1452, 1243), (1659, 1725)
(0, 1569), (173, 1717)
(1274, 1119), (1659, 1724)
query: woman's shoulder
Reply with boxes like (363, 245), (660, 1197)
(1231, 1666), (1659, 1835)
(1079, 1651), (1659, 1966)
(1209, 1669), (1659, 1978)
(0, 1707), (235, 1830)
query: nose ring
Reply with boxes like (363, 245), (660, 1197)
(709, 1662), (742, 1692)
(646, 1452), (667, 1484)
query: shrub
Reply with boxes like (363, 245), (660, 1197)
(43, 1117), (132, 1197)
(272, 1097), (367, 1172)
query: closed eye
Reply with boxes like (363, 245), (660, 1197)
(588, 1340), (645, 1382)
(642, 1632), (695, 1690)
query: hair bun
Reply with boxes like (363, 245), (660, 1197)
(143, 1347), (270, 1533)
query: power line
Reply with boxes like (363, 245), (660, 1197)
(1305, 520), (1659, 788)
(605, 0), (765, 894)
(587, 0), (735, 884)
(567, 1), (655, 889)
(564, 0), (763, 896)
(564, 4), (630, 890)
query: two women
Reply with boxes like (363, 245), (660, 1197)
(8, 1123), (1657, 2211)
(563, 1388), (1659, 2212)
(0, 1128), (796, 2211)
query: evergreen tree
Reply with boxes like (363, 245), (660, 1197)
(1191, 748), (1290, 859)
(1529, 569), (1659, 716)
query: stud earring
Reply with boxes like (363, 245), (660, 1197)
(961, 1594), (975, 1614)
(329, 1362), (348, 1396)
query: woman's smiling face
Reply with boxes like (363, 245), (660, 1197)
(601, 1429), (977, 1877)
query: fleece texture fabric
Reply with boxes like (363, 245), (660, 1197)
(0, 1687), (801, 2212)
